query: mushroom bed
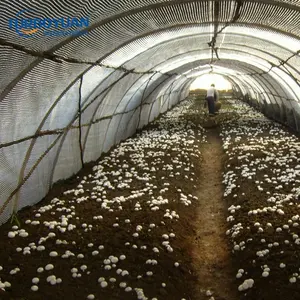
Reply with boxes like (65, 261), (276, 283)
(0, 100), (206, 300)
(2, 97), (300, 300)
(222, 100), (300, 300)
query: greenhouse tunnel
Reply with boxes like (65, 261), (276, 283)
(1, 0), (300, 224)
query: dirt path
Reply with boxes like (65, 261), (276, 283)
(191, 127), (239, 300)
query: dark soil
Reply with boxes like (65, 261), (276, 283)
(189, 127), (239, 300)
(221, 101), (300, 300)
(0, 98), (237, 300)
(6, 96), (294, 300)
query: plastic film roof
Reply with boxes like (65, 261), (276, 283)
(1, 0), (300, 223)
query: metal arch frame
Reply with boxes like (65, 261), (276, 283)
(229, 65), (291, 107)
(146, 77), (190, 124)
(220, 43), (300, 82)
(30, 71), (130, 201)
(186, 65), (271, 106)
(165, 61), (267, 105)
(84, 50), (214, 154)
(13, 28), (300, 157)
(178, 79), (195, 102)
(257, 69), (300, 127)
(214, 49), (297, 102)
(187, 68), (243, 90)
(5, 20), (300, 210)
(108, 27), (300, 67)
(3, 28), (210, 203)
(36, 0), (300, 53)
(125, 31), (300, 71)
(3, 0), (300, 216)
(94, 21), (300, 67)
(49, 72), (141, 183)
(3, 16), (300, 102)
(240, 72), (277, 106)
(110, 70), (191, 146)
(15, 44), (175, 200)
(107, 73), (178, 148)
(162, 46), (297, 102)
(173, 59), (283, 108)
(250, 74), (283, 106)
(131, 74), (176, 131)
(2, 24), (300, 136)
(146, 79), (196, 124)
(80, 71), (129, 153)
(209, 51), (300, 103)
(216, 62), (298, 122)
(267, 67), (300, 102)
(110, 73), (163, 145)
(202, 72), (260, 101)
(179, 67), (269, 110)
(146, 76), (194, 123)
(251, 72), (290, 104)
(228, 76), (258, 99)
(21, 0), (300, 54)
(124, 74), (162, 137)
(79, 74), (138, 152)
(146, 47), (298, 103)
(30, 70), (126, 181)
(146, 78), (194, 124)
(161, 77), (185, 110)
(6, 27), (297, 139)
(25, 68), (141, 191)
(51, 70), (173, 185)
(232, 74), (267, 103)
(255, 68), (298, 106)
(135, 73), (158, 130)
(114, 62), (231, 142)
(5, 50), (276, 210)
(231, 78), (244, 97)
(205, 61), (290, 102)
(258, 73), (294, 122)
(186, 67), (262, 99)
(98, 21), (300, 73)
(10, 67), (124, 208)
(16, 69), (134, 207)
(50, 72), (173, 185)
(96, 73), (173, 150)
(232, 70), (297, 125)
(169, 59), (271, 96)
(159, 56), (287, 104)
(212, 60), (292, 108)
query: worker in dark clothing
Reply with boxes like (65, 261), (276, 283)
(205, 84), (219, 116)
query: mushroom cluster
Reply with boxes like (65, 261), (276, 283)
(0, 99), (205, 299)
(221, 99), (300, 295)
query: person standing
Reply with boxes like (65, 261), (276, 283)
(206, 84), (219, 116)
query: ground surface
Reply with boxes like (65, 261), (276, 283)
(0, 99), (235, 300)
(220, 100), (300, 300)
(190, 127), (239, 300)
(2, 96), (300, 300)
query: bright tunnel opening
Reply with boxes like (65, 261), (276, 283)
(190, 74), (233, 91)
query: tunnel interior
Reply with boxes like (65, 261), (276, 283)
(1, 0), (300, 223)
